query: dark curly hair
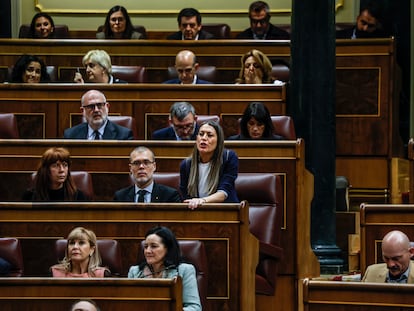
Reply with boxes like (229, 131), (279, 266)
(11, 54), (50, 83)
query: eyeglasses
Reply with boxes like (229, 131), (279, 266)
(177, 67), (194, 74)
(82, 102), (106, 111)
(50, 162), (68, 169)
(130, 160), (155, 167)
(250, 18), (269, 26)
(245, 62), (261, 69)
(172, 122), (195, 132)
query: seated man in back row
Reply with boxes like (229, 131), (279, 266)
(163, 50), (212, 85)
(167, 7), (215, 40)
(152, 101), (199, 140)
(362, 230), (414, 283)
(64, 90), (133, 140)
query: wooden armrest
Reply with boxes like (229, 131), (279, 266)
(259, 241), (284, 260)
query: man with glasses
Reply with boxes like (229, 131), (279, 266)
(113, 146), (181, 203)
(64, 90), (133, 140)
(164, 50), (212, 85)
(167, 7), (214, 40)
(152, 102), (199, 140)
(236, 1), (289, 40)
(336, 1), (388, 39)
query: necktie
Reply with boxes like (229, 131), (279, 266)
(94, 130), (100, 140)
(137, 189), (146, 203)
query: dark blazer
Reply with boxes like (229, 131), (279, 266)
(63, 120), (133, 140)
(336, 26), (388, 39)
(113, 183), (182, 203)
(163, 77), (212, 84)
(236, 23), (290, 40)
(152, 123), (200, 140)
(166, 30), (215, 40)
(179, 149), (239, 203)
(227, 133), (284, 140)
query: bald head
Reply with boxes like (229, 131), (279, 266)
(174, 50), (199, 84)
(382, 230), (414, 278)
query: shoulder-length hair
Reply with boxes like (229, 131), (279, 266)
(29, 12), (55, 38)
(33, 147), (77, 201)
(240, 102), (274, 138)
(11, 54), (51, 83)
(187, 121), (224, 197)
(102, 5), (135, 39)
(236, 49), (273, 84)
(139, 226), (182, 269)
(82, 49), (112, 75)
(54, 227), (105, 276)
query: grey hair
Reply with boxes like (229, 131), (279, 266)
(82, 49), (112, 74)
(169, 102), (196, 121)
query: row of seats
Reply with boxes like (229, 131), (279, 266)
(0, 113), (296, 140)
(0, 237), (209, 309)
(3, 63), (290, 83)
(18, 23), (355, 39)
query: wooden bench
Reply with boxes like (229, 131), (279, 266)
(0, 139), (318, 311)
(0, 202), (257, 311)
(0, 84), (285, 140)
(0, 277), (182, 311)
(302, 279), (414, 310)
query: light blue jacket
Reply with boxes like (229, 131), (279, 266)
(128, 263), (201, 311)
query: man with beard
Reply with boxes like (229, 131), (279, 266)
(64, 90), (133, 140)
(113, 146), (181, 203)
(362, 230), (414, 283)
(336, 1), (388, 39)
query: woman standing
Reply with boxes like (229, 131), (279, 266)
(180, 121), (239, 210)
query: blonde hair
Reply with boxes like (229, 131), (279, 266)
(236, 49), (273, 84)
(82, 49), (112, 74)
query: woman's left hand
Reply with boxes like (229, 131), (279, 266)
(184, 198), (206, 210)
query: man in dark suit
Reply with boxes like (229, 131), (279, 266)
(167, 7), (214, 40)
(163, 50), (212, 84)
(64, 90), (133, 140)
(152, 101), (199, 140)
(113, 146), (181, 203)
(336, 1), (388, 39)
(236, 1), (289, 40)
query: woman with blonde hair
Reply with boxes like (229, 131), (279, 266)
(22, 147), (86, 201)
(235, 49), (273, 84)
(51, 227), (109, 277)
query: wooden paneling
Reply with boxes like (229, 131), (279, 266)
(0, 202), (257, 311)
(0, 277), (183, 311)
(0, 139), (319, 311)
(302, 279), (414, 310)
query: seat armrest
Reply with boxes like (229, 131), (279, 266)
(259, 241), (283, 261)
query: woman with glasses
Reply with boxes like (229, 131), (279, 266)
(180, 120), (239, 210)
(73, 49), (126, 84)
(235, 49), (274, 84)
(22, 147), (87, 201)
(10, 54), (51, 83)
(96, 5), (143, 39)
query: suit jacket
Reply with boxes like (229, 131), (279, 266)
(163, 77), (212, 84)
(236, 23), (290, 40)
(362, 261), (414, 283)
(336, 26), (388, 39)
(128, 263), (201, 311)
(180, 149), (239, 203)
(64, 120), (133, 140)
(113, 182), (181, 203)
(152, 124), (200, 140)
(166, 30), (215, 40)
